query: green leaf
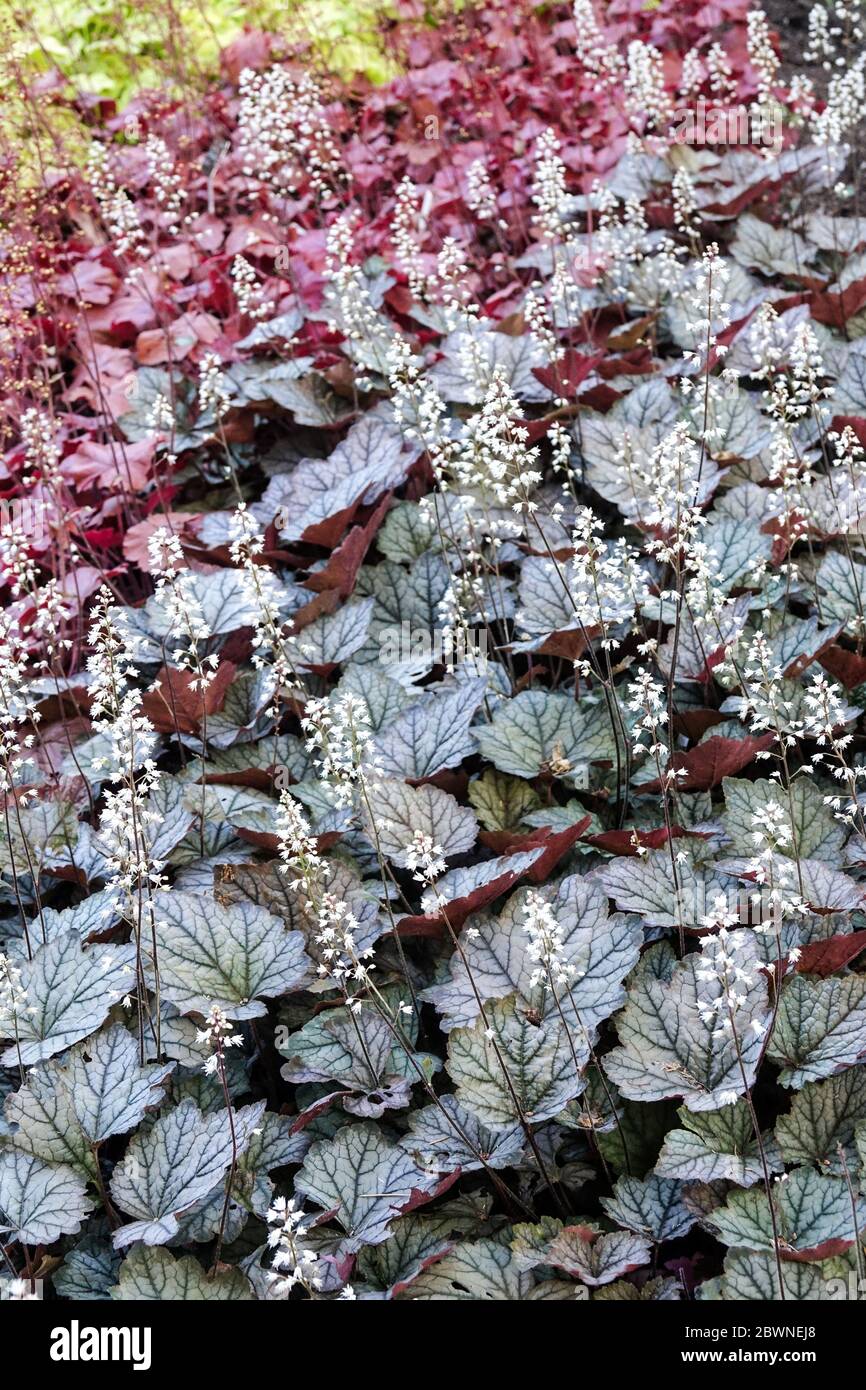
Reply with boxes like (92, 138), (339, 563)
(395, 1237), (533, 1300)
(446, 995), (584, 1127)
(0, 934), (136, 1067)
(816, 551), (866, 634)
(110, 1098), (266, 1248)
(515, 556), (583, 645)
(374, 679), (488, 778)
(54, 1235), (120, 1300)
(0, 800), (84, 872)
(768, 974), (866, 1088)
(294, 1122), (443, 1251)
(360, 551), (451, 640)
(151, 891), (311, 1020)
(216, 858), (386, 976)
(703, 514), (773, 591)
(601, 1175), (695, 1242)
(515, 1219), (651, 1286)
(775, 1071), (866, 1172)
(355, 1213), (453, 1296)
(279, 1002), (434, 1117)
(729, 213), (817, 277)
(400, 1095), (524, 1173)
(657, 1101), (782, 1186)
(293, 597), (375, 669)
(467, 769), (542, 831)
(146, 568), (267, 639)
(548, 1228), (651, 1285)
(594, 1276), (681, 1300)
(708, 1166), (864, 1255)
(596, 1094), (678, 1179)
(473, 689), (614, 780)
(604, 930), (771, 1111)
(231, 1112), (311, 1217)
(336, 665), (416, 732)
(5, 1026), (172, 1175)
(705, 1251), (828, 1301)
(360, 778), (478, 864)
(721, 777), (845, 862)
(0, 1151), (93, 1244)
(423, 874), (641, 1034)
(376, 502), (439, 563)
(5, 1061), (94, 1177)
(599, 848), (735, 932)
(111, 1244), (254, 1300)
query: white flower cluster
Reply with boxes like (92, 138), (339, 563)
(746, 803), (807, 930)
(237, 66), (342, 198)
(143, 135), (183, 235)
(706, 42), (736, 98)
(465, 158), (500, 223)
(0, 613), (37, 797)
(231, 254), (273, 321)
(228, 503), (297, 707)
(391, 177), (432, 300)
(86, 587), (158, 778)
(437, 237), (478, 330)
(147, 527), (217, 692)
(572, 0), (624, 83)
(625, 40), (670, 131)
(196, 1005), (244, 1076)
(531, 129), (573, 245)
(315, 891), (374, 998)
(568, 507), (649, 646)
(0, 952), (34, 1025)
(746, 9), (780, 108)
(403, 830), (446, 884)
(627, 668), (670, 763)
(696, 898), (766, 1049)
(20, 408), (60, 485)
(266, 1197), (323, 1294)
(198, 352), (231, 419)
(522, 889), (577, 990)
(85, 144), (145, 256)
(324, 213), (393, 385)
(456, 368), (542, 514)
(388, 335), (456, 485)
(811, 50), (866, 147)
(301, 692), (375, 807)
(641, 420), (706, 563)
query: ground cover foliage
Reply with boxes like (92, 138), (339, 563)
(4, 0), (866, 1302)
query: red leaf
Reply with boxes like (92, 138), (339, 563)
(141, 661), (236, 734)
(674, 708), (728, 741)
(642, 734), (774, 792)
(811, 276), (866, 330)
(482, 818), (591, 881)
(398, 1170), (461, 1217)
(233, 827), (342, 854)
(220, 29), (274, 83)
(783, 1238), (857, 1263)
(398, 819), (590, 936)
(795, 931), (866, 977)
(531, 350), (605, 399)
(820, 643), (866, 690)
(302, 496), (390, 599)
(586, 826), (689, 855)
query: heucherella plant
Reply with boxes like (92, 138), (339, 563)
(6, 0), (866, 1315)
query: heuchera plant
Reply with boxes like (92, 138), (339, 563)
(3, 0), (866, 1303)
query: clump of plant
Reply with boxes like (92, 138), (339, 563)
(3, 0), (866, 1303)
